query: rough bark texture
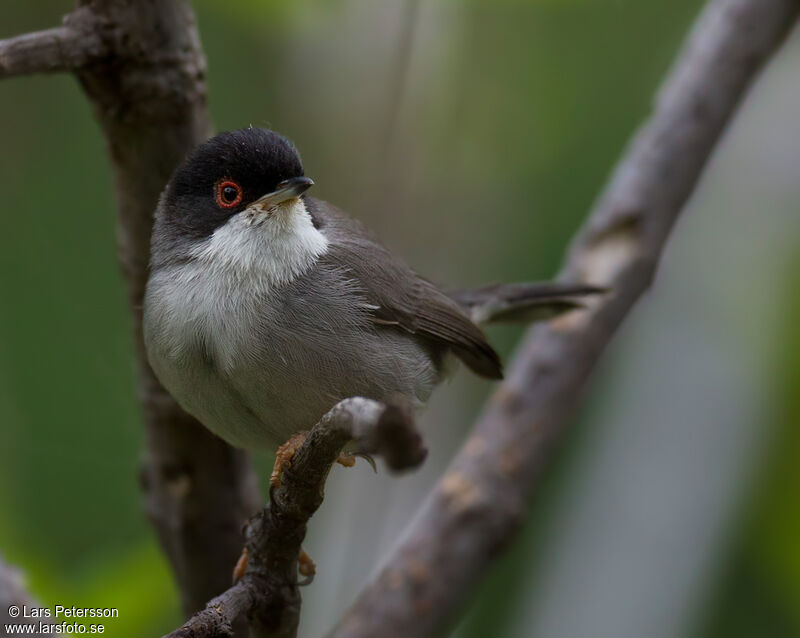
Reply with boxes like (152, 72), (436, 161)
(165, 398), (426, 638)
(330, 0), (800, 636)
(0, 0), (262, 617)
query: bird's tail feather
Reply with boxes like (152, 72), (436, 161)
(448, 282), (605, 325)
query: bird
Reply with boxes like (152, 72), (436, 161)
(143, 127), (600, 485)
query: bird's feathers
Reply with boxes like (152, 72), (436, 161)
(449, 282), (605, 324)
(307, 198), (504, 379)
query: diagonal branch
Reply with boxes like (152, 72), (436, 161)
(331, 0), (800, 636)
(164, 397), (427, 638)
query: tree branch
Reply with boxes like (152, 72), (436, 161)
(331, 0), (800, 636)
(0, 0), (262, 618)
(0, 9), (105, 78)
(164, 397), (427, 638)
(76, 0), (264, 616)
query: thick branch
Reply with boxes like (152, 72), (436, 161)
(0, 11), (105, 78)
(164, 397), (426, 638)
(332, 0), (800, 636)
(75, 1), (263, 616)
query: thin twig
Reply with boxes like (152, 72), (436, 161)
(331, 0), (800, 636)
(164, 397), (426, 638)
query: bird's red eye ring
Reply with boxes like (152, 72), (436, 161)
(215, 180), (243, 209)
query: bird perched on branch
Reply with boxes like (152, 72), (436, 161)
(144, 128), (600, 484)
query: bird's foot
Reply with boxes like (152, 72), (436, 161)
(232, 547), (248, 583)
(270, 431), (309, 489)
(232, 545), (315, 586)
(298, 548), (316, 585)
(272, 433), (377, 489)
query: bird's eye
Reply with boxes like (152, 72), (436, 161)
(215, 180), (243, 209)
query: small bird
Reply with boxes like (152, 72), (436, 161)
(144, 128), (598, 478)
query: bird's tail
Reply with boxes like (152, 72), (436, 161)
(448, 282), (605, 325)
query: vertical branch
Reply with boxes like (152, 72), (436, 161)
(73, 0), (263, 614)
(0, 0), (263, 615)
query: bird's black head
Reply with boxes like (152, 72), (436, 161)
(159, 128), (310, 242)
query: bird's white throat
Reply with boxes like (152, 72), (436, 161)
(189, 198), (328, 288)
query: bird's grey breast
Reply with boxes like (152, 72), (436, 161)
(144, 252), (438, 450)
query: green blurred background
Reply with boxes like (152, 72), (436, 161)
(1, 1), (798, 636)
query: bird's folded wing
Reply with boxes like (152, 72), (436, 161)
(307, 198), (502, 379)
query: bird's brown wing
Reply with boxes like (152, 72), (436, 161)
(306, 197), (502, 379)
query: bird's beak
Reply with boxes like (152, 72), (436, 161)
(252, 176), (314, 210)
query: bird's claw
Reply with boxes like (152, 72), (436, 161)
(298, 548), (316, 586)
(336, 451), (377, 473)
(232, 547), (248, 583)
